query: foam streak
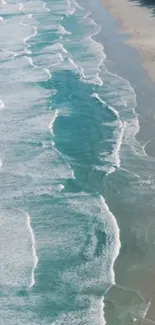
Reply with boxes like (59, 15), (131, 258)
(100, 195), (121, 284)
(44, 67), (52, 80)
(0, 99), (5, 109)
(26, 212), (38, 287)
(42, 1), (50, 12)
(48, 110), (59, 136)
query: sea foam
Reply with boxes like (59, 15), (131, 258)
(91, 92), (126, 171)
(0, 99), (5, 109)
(48, 109), (59, 136)
(26, 212), (38, 287)
(100, 195), (121, 284)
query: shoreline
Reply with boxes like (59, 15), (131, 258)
(100, 0), (155, 83)
(82, 1), (155, 323)
(86, 0), (155, 158)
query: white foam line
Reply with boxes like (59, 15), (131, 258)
(58, 184), (65, 191)
(24, 48), (32, 55)
(113, 72), (137, 107)
(58, 24), (71, 35)
(48, 53), (64, 68)
(20, 22), (37, 54)
(29, 57), (36, 68)
(68, 58), (78, 71)
(8, 50), (18, 58)
(89, 36), (105, 85)
(113, 121), (126, 168)
(99, 298), (106, 325)
(24, 26), (37, 42)
(74, 12), (105, 87)
(73, 0), (83, 9)
(24, 56), (36, 68)
(142, 300), (151, 320)
(68, 7), (76, 15)
(103, 121), (126, 170)
(0, 99), (5, 109)
(91, 92), (126, 170)
(94, 72), (103, 87)
(105, 166), (116, 176)
(26, 212), (38, 288)
(88, 15), (100, 31)
(142, 139), (151, 156)
(71, 169), (75, 179)
(66, 0), (76, 16)
(0, 160), (2, 168)
(83, 10), (91, 20)
(48, 108), (75, 179)
(100, 68), (142, 165)
(100, 195), (121, 285)
(44, 68), (52, 81)
(121, 167), (140, 179)
(42, 1), (50, 12)
(0, 16), (3, 21)
(77, 37), (105, 86)
(59, 43), (68, 53)
(28, 14), (38, 24)
(79, 67), (86, 79)
(1, 49), (17, 59)
(19, 3), (23, 11)
(91, 93), (120, 119)
(52, 140), (76, 180)
(58, 53), (64, 61)
(48, 109), (59, 136)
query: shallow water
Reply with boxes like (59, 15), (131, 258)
(0, 0), (155, 324)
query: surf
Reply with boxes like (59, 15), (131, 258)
(0, 1), (151, 325)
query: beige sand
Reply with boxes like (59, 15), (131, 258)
(101, 0), (155, 82)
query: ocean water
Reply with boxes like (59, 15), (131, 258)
(0, 0), (155, 324)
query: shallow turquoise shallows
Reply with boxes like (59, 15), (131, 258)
(0, 0), (154, 324)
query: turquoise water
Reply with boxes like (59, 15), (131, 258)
(0, 0), (155, 324)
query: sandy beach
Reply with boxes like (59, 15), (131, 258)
(100, 0), (155, 82)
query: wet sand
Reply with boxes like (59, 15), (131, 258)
(95, 1), (155, 324)
(101, 0), (155, 82)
